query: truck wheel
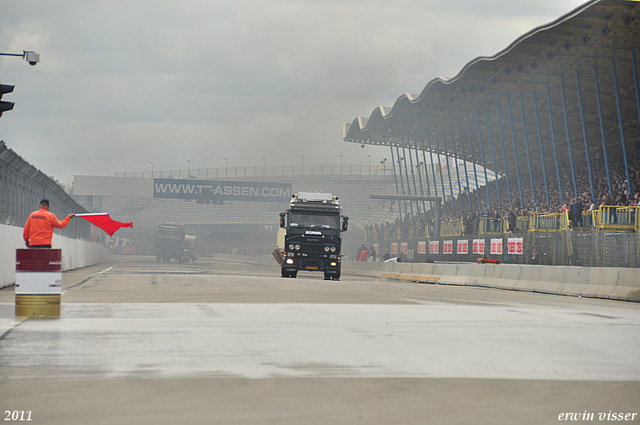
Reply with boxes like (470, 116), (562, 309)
(281, 269), (289, 278)
(291, 271), (297, 278)
(324, 273), (331, 280)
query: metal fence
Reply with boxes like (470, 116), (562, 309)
(115, 164), (396, 179)
(365, 231), (640, 268)
(0, 141), (91, 240)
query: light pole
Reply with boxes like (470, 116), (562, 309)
(150, 161), (154, 178)
(187, 159), (190, 178)
(0, 50), (40, 66)
(340, 154), (343, 174)
(225, 157), (228, 177)
(300, 156), (304, 174)
(262, 156), (266, 176)
(0, 50), (40, 118)
(368, 154), (371, 174)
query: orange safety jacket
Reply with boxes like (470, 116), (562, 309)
(23, 207), (72, 246)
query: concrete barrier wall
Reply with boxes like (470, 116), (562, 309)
(343, 260), (640, 303)
(1, 224), (108, 289)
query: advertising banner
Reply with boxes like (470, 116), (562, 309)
(153, 178), (292, 202)
(391, 243), (398, 255)
(417, 241), (426, 254)
(429, 241), (439, 254)
(443, 240), (453, 255)
(372, 243), (379, 254)
(490, 238), (503, 255)
(508, 237), (524, 255)
(472, 239), (485, 255)
(400, 242), (408, 255)
(457, 239), (468, 255)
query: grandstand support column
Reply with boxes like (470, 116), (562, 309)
(532, 90), (550, 205)
(475, 111), (491, 211)
(400, 143), (415, 217)
(419, 139), (432, 197)
(465, 111), (482, 210)
(426, 132), (440, 207)
(450, 125), (465, 212)
(496, 104), (513, 204)
(390, 145), (404, 221)
(611, 57), (634, 198)
(593, 66), (612, 197)
(519, 93), (536, 206)
(546, 83), (564, 204)
(633, 49), (640, 138)
(457, 118), (473, 210)
(486, 112), (502, 207)
(413, 141), (428, 212)
(506, 94), (525, 207)
(441, 124), (456, 213)
(432, 126), (448, 213)
(370, 194), (442, 239)
(560, 74), (579, 198)
(575, 70), (596, 203)
(406, 141), (421, 215)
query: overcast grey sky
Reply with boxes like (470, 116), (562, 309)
(1, 0), (589, 186)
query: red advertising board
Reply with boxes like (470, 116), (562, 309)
(472, 239), (485, 255)
(490, 239), (503, 255)
(417, 241), (426, 254)
(508, 238), (523, 255)
(429, 241), (439, 254)
(457, 239), (468, 255)
(443, 240), (453, 255)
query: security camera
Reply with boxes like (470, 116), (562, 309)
(24, 52), (39, 66)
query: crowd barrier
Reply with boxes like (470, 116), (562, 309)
(342, 260), (640, 302)
(0, 224), (108, 289)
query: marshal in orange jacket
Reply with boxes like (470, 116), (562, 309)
(23, 207), (73, 247)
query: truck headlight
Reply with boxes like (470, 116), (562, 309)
(331, 247), (336, 252)
(289, 244), (295, 250)
(330, 262), (337, 266)
(285, 258), (294, 265)
(295, 244), (301, 250)
(324, 246), (330, 252)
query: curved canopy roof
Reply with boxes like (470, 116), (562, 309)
(344, 0), (640, 205)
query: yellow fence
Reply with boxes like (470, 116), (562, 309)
(595, 206), (637, 232)
(440, 221), (463, 237)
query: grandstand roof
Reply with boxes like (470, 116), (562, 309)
(343, 0), (640, 191)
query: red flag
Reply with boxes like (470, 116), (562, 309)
(76, 213), (133, 236)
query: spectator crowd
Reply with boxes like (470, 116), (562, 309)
(365, 149), (640, 242)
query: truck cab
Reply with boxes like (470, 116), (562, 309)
(279, 192), (348, 280)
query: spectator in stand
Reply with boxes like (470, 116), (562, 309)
(507, 209), (517, 233)
(570, 198), (583, 227)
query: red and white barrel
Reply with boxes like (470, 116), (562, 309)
(15, 249), (62, 317)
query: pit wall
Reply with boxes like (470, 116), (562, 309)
(343, 260), (640, 303)
(0, 224), (108, 289)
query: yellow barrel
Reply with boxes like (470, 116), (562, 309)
(15, 294), (61, 317)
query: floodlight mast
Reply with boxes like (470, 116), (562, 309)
(0, 50), (40, 66)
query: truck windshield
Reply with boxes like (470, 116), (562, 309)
(289, 213), (339, 229)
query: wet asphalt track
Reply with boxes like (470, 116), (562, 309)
(1, 255), (638, 425)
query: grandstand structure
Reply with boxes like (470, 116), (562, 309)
(344, 0), (640, 217)
(74, 159), (497, 256)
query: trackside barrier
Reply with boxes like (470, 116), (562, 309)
(342, 260), (640, 302)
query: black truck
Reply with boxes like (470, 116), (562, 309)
(279, 192), (348, 280)
(155, 222), (196, 263)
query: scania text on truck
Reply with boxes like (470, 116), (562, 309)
(279, 192), (348, 280)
